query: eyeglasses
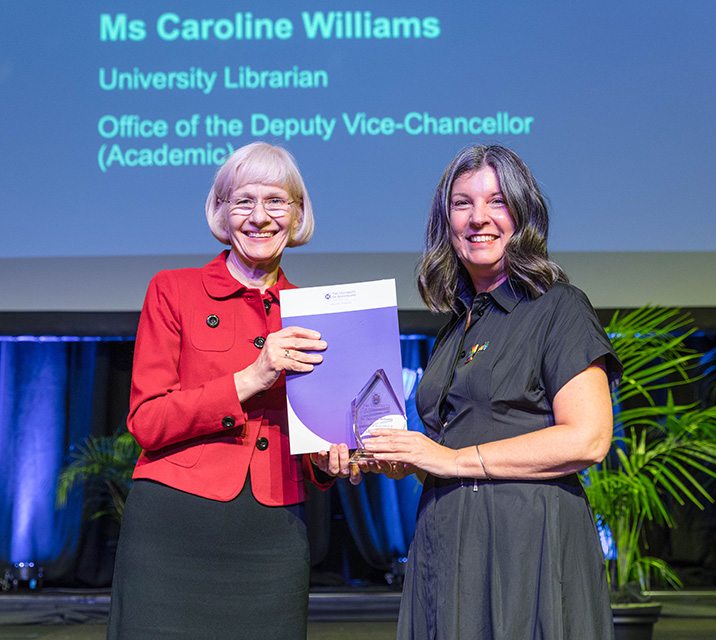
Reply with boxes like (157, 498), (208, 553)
(218, 196), (295, 218)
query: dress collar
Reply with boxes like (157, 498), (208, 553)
(457, 278), (525, 315)
(201, 250), (290, 299)
(489, 279), (525, 313)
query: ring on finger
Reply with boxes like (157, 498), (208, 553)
(284, 349), (291, 359)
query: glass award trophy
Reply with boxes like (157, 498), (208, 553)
(349, 369), (407, 462)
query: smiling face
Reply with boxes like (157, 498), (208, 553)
(449, 166), (515, 293)
(227, 182), (297, 274)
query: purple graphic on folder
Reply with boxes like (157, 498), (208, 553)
(281, 279), (405, 454)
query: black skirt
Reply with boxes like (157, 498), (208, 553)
(106, 477), (309, 640)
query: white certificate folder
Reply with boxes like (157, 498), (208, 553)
(280, 279), (405, 455)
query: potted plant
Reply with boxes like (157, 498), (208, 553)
(582, 307), (716, 639)
(56, 426), (141, 523)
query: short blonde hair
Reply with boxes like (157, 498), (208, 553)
(205, 142), (314, 247)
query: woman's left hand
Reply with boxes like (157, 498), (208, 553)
(311, 443), (362, 485)
(363, 428), (457, 478)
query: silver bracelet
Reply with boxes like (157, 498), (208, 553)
(476, 444), (491, 480)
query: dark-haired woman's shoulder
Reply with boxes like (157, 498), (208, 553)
(533, 280), (621, 392)
(540, 281), (606, 325)
(526, 280), (605, 335)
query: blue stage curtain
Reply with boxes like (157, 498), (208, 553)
(0, 339), (96, 565)
(336, 335), (435, 572)
(0, 333), (434, 582)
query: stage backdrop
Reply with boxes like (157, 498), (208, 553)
(1, 0), (715, 312)
(0, 334), (431, 586)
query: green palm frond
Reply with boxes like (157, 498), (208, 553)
(606, 550), (683, 598)
(56, 428), (141, 523)
(606, 307), (700, 405)
(583, 306), (716, 594)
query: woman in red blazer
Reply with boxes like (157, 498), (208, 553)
(107, 143), (354, 640)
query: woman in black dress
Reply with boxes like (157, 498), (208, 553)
(364, 145), (622, 639)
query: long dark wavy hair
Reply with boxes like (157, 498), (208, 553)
(418, 145), (568, 313)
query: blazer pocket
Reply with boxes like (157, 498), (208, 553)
(190, 309), (235, 351)
(163, 439), (206, 468)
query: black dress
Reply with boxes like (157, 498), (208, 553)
(398, 281), (622, 640)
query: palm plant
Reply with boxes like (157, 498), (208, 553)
(56, 428), (141, 523)
(583, 306), (716, 600)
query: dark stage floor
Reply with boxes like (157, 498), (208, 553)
(1, 589), (716, 639)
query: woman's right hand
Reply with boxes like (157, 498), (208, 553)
(234, 326), (327, 401)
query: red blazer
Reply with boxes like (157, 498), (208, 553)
(129, 251), (330, 505)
